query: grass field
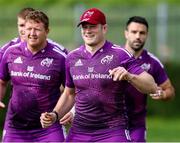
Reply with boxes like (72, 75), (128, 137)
(0, 116), (180, 141)
(147, 116), (180, 142)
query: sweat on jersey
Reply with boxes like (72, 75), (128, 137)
(0, 41), (66, 129)
(65, 41), (144, 132)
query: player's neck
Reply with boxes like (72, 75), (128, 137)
(27, 41), (47, 55)
(85, 39), (106, 55)
(133, 50), (143, 58)
(125, 44), (143, 59)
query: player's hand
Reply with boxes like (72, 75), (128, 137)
(149, 87), (164, 100)
(109, 67), (131, 81)
(0, 101), (5, 109)
(60, 111), (74, 125)
(40, 112), (57, 128)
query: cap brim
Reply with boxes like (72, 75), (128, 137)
(77, 20), (99, 27)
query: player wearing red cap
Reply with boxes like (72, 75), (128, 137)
(40, 8), (157, 142)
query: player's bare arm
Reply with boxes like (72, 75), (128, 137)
(60, 111), (74, 125)
(40, 87), (75, 128)
(0, 79), (8, 108)
(150, 79), (175, 100)
(109, 67), (157, 94)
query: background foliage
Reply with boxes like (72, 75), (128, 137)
(0, 0), (180, 141)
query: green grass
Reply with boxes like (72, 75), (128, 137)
(147, 116), (180, 142)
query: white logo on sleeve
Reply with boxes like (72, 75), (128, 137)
(41, 58), (53, 67)
(14, 57), (23, 64)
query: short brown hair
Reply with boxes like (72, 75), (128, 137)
(26, 10), (49, 30)
(126, 16), (149, 31)
(17, 7), (35, 19)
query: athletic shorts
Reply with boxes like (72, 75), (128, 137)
(2, 123), (65, 142)
(66, 127), (131, 142)
(129, 126), (146, 142)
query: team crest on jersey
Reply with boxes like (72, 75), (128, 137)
(41, 58), (53, 67)
(101, 55), (113, 65)
(75, 59), (83, 66)
(14, 57), (23, 64)
(141, 63), (151, 71)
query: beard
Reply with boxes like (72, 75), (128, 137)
(133, 45), (144, 51)
(131, 42), (145, 52)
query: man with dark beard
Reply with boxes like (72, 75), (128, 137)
(123, 16), (175, 142)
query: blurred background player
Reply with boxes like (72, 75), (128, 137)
(0, 7), (68, 62)
(40, 8), (158, 142)
(0, 10), (68, 142)
(0, 7), (34, 61)
(123, 16), (175, 142)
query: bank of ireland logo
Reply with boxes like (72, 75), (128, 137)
(41, 58), (53, 67)
(101, 55), (113, 65)
(88, 67), (94, 73)
(27, 66), (34, 72)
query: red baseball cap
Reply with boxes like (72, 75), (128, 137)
(77, 8), (106, 27)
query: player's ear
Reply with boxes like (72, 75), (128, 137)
(46, 28), (50, 34)
(124, 29), (128, 39)
(102, 24), (108, 34)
